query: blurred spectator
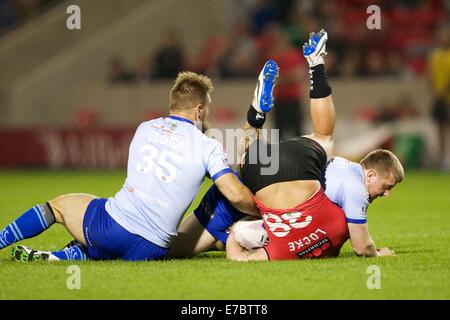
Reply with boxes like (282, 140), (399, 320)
(355, 97), (419, 124)
(272, 0), (296, 24)
(250, 0), (275, 35)
(385, 51), (409, 77)
(219, 22), (257, 78)
(284, 10), (307, 47)
(152, 31), (185, 79)
(263, 23), (306, 139)
(315, 0), (344, 34)
(134, 55), (152, 83)
(363, 50), (385, 77)
(301, 14), (320, 36)
(428, 24), (450, 169)
(219, 0), (253, 29)
(188, 32), (229, 76)
(96, 0), (447, 82)
(107, 56), (135, 84)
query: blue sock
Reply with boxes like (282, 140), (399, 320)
(0, 203), (56, 250)
(51, 244), (88, 261)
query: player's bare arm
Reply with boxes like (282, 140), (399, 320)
(348, 223), (395, 257)
(214, 172), (259, 217)
(348, 222), (377, 257)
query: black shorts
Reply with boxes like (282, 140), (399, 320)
(239, 136), (327, 194)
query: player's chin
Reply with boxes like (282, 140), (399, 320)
(369, 195), (382, 203)
(201, 121), (211, 133)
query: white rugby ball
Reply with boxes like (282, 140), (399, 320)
(233, 219), (268, 250)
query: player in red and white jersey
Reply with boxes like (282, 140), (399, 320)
(255, 187), (348, 260)
(226, 29), (403, 261)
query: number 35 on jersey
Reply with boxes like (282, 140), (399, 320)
(136, 144), (183, 183)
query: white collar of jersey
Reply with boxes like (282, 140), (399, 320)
(356, 164), (370, 202)
(168, 115), (194, 125)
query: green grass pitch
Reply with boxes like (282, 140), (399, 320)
(0, 170), (449, 300)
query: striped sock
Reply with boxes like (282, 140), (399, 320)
(0, 203), (55, 250)
(51, 244), (88, 261)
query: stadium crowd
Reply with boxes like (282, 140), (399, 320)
(106, 0), (448, 83)
(103, 0), (449, 167)
(0, 0), (447, 169)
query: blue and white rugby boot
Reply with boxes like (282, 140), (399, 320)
(251, 60), (279, 113)
(303, 29), (328, 67)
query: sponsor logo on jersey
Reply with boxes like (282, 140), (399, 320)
(168, 122), (177, 130)
(297, 237), (331, 258)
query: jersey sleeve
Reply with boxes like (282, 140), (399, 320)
(341, 181), (369, 224)
(203, 139), (232, 181)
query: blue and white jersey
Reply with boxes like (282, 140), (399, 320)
(106, 116), (232, 248)
(324, 157), (369, 224)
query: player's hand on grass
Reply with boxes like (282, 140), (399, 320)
(377, 247), (395, 256)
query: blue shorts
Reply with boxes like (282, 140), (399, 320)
(82, 198), (168, 261)
(194, 184), (246, 244)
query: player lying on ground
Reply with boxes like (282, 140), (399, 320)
(169, 30), (404, 260)
(1, 72), (260, 262)
(229, 29), (404, 260)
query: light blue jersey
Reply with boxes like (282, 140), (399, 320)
(324, 157), (369, 224)
(106, 116), (232, 248)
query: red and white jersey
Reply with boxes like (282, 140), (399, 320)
(255, 188), (349, 260)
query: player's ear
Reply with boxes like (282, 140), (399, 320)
(366, 170), (377, 183)
(195, 104), (204, 121)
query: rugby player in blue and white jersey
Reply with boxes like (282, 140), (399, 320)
(170, 30), (404, 260)
(1, 72), (259, 261)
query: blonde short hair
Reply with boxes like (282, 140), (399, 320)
(169, 71), (214, 111)
(360, 149), (404, 183)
